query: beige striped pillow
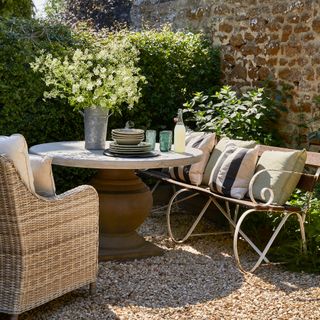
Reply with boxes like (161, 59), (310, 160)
(169, 132), (216, 186)
(202, 137), (257, 185)
(209, 143), (259, 199)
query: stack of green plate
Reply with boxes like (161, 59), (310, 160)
(109, 142), (152, 155)
(112, 128), (145, 145)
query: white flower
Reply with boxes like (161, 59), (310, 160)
(86, 82), (94, 91)
(77, 96), (85, 103)
(30, 38), (146, 112)
(72, 84), (80, 93)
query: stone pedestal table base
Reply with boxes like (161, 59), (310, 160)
(90, 169), (164, 261)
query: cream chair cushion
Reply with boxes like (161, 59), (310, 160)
(29, 154), (56, 197)
(0, 134), (35, 193)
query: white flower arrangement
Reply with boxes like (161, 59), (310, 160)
(30, 37), (146, 113)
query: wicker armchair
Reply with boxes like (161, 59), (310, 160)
(0, 155), (99, 320)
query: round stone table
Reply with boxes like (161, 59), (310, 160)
(29, 141), (203, 261)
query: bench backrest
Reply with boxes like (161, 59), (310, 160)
(256, 145), (320, 192)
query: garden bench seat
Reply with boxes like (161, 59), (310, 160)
(141, 144), (320, 273)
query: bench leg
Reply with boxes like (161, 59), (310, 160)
(233, 209), (306, 273)
(167, 189), (212, 243)
(210, 199), (269, 265)
(166, 189), (232, 243)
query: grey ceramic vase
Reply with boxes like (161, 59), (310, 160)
(83, 106), (110, 150)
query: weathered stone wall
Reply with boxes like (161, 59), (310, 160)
(131, 0), (320, 146)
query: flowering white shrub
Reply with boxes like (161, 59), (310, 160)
(30, 37), (146, 112)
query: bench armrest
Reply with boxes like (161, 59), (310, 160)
(248, 169), (303, 206)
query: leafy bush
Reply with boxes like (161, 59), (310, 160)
(183, 85), (283, 145)
(0, 18), (82, 143)
(0, 0), (33, 18)
(266, 190), (320, 273)
(111, 27), (221, 131)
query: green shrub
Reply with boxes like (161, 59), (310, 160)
(183, 85), (283, 145)
(267, 190), (320, 273)
(0, 0), (33, 18)
(0, 18), (81, 143)
(110, 27), (221, 131)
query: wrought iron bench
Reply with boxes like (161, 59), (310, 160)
(142, 144), (320, 273)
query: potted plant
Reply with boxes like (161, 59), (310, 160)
(30, 36), (146, 149)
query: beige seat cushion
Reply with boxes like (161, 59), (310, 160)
(252, 149), (307, 205)
(202, 137), (257, 185)
(29, 154), (56, 197)
(169, 132), (216, 186)
(0, 134), (35, 193)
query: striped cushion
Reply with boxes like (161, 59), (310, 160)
(202, 137), (257, 185)
(169, 132), (216, 185)
(209, 143), (259, 199)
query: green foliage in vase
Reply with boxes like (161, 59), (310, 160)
(30, 35), (146, 113)
(183, 85), (283, 145)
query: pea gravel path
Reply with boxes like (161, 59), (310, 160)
(10, 209), (320, 320)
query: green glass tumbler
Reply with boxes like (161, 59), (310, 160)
(159, 130), (172, 152)
(145, 129), (157, 151)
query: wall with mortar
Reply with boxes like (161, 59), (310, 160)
(131, 0), (320, 146)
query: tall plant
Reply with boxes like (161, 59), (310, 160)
(183, 85), (280, 144)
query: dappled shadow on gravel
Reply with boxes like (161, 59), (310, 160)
(98, 248), (244, 309)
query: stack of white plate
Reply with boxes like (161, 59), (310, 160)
(112, 128), (144, 145)
(109, 142), (152, 155)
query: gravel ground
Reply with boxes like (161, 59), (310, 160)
(8, 208), (320, 320)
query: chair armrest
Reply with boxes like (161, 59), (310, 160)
(22, 184), (99, 254)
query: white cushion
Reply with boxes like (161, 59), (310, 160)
(209, 143), (259, 199)
(169, 132), (216, 185)
(0, 134), (35, 193)
(29, 154), (56, 197)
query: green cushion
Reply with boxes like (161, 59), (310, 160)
(252, 149), (307, 205)
(202, 137), (256, 185)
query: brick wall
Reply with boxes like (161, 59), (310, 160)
(131, 0), (320, 146)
